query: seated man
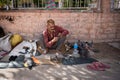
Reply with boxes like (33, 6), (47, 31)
(37, 19), (69, 54)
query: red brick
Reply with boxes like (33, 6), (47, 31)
(0, 0), (120, 42)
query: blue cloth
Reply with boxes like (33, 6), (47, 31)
(46, 0), (56, 9)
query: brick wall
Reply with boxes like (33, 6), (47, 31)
(0, 0), (120, 42)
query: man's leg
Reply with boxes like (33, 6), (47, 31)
(36, 34), (46, 49)
(51, 36), (66, 50)
(36, 34), (47, 54)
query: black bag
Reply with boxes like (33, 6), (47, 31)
(0, 26), (5, 38)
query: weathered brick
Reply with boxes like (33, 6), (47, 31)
(117, 34), (120, 38)
(0, 0), (119, 42)
(107, 34), (116, 39)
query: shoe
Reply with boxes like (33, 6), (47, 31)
(37, 46), (48, 54)
(50, 55), (62, 63)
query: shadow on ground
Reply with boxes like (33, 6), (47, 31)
(0, 42), (120, 80)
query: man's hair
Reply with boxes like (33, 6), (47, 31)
(47, 19), (55, 24)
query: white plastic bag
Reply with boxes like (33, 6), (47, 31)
(0, 34), (12, 52)
(9, 40), (37, 56)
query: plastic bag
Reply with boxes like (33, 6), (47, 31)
(10, 34), (23, 47)
(0, 34), (12, 52)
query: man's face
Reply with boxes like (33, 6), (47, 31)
(47, 23), (55, 31)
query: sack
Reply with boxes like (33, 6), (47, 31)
(0, 50), (8, 59)
(0, 34), (12, 52)
(9, 41), (37, 56)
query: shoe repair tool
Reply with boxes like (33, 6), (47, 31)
(19, 46), (30, 54)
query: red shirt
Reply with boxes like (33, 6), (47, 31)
(43, 25), (69, 48)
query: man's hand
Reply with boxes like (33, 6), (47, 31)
(58, 33), (62, 37)
(52, 37), (59, 43)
